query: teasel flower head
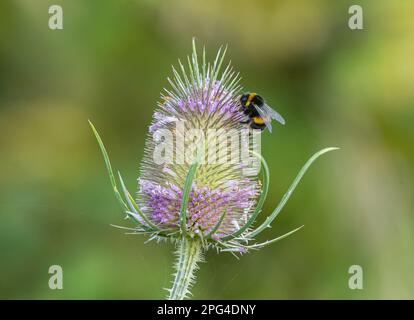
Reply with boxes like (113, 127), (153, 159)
(90, 39), (338, 300)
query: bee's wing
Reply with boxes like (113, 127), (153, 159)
(252, 103), (273, 133)
(262, 103), (286, 125)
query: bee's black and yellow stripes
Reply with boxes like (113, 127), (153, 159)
(240, 92), (267, 131)
(245, 92), (257, 107)
(252, 116), (265, 125)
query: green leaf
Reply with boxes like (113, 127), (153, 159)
(206, 210), (227, 239)
(180, 163), (198, 235)
(89, 120), (128, 210)
(118, 171), (163, 232)
(247, 225), (304, 249)
(247, 147), (339, 239)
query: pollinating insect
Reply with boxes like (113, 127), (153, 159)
(240, 92), (285, 132)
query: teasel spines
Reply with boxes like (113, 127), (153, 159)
(138, 39), (261, 245)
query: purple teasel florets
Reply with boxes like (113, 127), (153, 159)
(139, 179), (258, 239)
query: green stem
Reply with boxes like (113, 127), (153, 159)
(168, 238), (203, 300)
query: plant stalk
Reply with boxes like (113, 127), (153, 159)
(168, 237), (203, 300)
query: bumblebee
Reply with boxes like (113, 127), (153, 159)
(240, 92), (285, 132)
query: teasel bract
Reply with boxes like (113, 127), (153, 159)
(89, 39), (337, 300)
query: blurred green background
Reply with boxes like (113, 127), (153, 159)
(1, 0), (413, 299)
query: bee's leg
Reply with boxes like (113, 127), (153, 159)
(240, 119), (250, 124)
(239, 107), (250, 115)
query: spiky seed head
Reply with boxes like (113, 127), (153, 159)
(137, 40), (260, 247)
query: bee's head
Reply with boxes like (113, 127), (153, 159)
(240, 93), (249, 106)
